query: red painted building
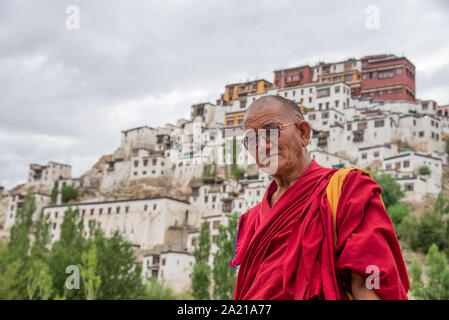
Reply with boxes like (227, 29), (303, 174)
(360, 54), (416, 101)
(273, 65), (313, 88)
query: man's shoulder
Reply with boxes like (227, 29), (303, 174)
(342, 169), (380, 191)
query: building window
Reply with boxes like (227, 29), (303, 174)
(419, 131), (424, 137)
(403, 160), (410, 168)
(357, 122), (367, 130)
(362, 153), (367, 159)
(374, 120), (385, 128)
(374, 152), (379, 158)
(90, 209), (94, 215)
(153, 204), (157, 210)
(213, 221), (220, 229)
(116, 207), (120, 214)
(347, 124), (352, 131)
(108, 207), (112, 214)
(317, 88), (330, 98)
(125, 206), (129, 213)
(309, 114), (316, 121)
(134, 160), (138, 167)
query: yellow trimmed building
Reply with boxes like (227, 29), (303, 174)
(221, 79), (272, 106)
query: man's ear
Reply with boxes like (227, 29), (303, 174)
(297, 120), (311, 143)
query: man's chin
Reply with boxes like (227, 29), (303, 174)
(259, 159), (280, 176)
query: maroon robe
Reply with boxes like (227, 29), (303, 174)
(229, 159), (409, 300)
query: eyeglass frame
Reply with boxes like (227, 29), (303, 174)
(242, 121), (300, 150)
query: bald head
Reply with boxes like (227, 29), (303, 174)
(243, 95), (304, 128)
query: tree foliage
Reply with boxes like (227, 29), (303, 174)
(192, 220), (211, 300)
(60, 185), (79, 203)
(213, 212), (238, 300)
(418, 165), (431, 176)
(1, 193), (145, 300)
(369, 171), (404, 209)
(50, 181), (59, 204)
(410, 244), (449, 300)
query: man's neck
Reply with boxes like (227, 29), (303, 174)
(272, 158), (312, 194)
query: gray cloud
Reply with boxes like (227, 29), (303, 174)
(0, 0), (448, 188)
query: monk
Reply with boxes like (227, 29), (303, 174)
(229, 95), (409, 300)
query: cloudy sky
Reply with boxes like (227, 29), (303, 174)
(1, 0), (448, 189)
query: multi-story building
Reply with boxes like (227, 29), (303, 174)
(437, 104), (449, 117)
(382, 151), (443, 198)
(273, 65), (313, 88)
(27, 161), (72, 191)
(220, 79), (272, 107)
(314, 58), (362, 97)
(361, 54), (416, 101)
(4, 192), (51, 230)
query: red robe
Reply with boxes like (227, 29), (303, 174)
(229, 159), (409, 300)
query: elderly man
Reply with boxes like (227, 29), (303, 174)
(229, 95), (409, 300)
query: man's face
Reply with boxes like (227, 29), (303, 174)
(243, 103), (308, 176)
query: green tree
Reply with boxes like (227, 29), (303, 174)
(49, 207), (86, 299)
(79, 242), (101, 300)
(434, 192), (449, 216)
(387, 203), (410, 230)
(5, 192), (36, 299)
(369, 171), (404, 209)
(50, 181), (59, 204)
(409, 259), (424, 299)
(417, 210), (445, 253)
(192, 220), (211, 300)
(26, 259), (53, 300)
(213, 212), (238, 300)
(26, 209), (53, 300)
(397, 215), (419, 250)
(60, 185), (79, 203)
(30, 209), (52, 262)
(410, 244), (449, 299)
(89, 223), (145, 299)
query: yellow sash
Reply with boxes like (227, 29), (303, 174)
(325, 167), (376, 300)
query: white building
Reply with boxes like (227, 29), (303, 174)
(382, 151), (443, 198)
(27, 161), (71, 191)
(4, 192), (51, 231)
(42, 196), (192, 249)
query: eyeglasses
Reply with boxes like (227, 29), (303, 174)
(242, 122), (299, 150)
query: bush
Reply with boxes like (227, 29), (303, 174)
(410, 244), (449, 300)
(369, 171), (404, 209)
(397, 215), (419, 250)
(388, 203), (410, 229)
(416, 210), (445, 254)
(418, 165), (431, 175)
(144, 280), (176, 300)
(60, 185), (79, 203)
